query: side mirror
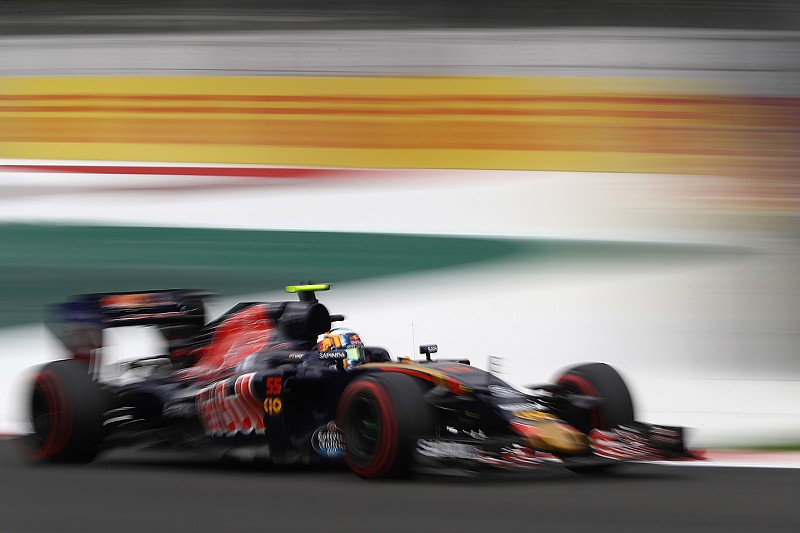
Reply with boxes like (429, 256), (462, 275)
(419, 344), (438, 361)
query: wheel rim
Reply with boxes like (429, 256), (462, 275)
(31, 385), (53, 445)
(347, 396), (381, 460)
(557, 373), (603, 432)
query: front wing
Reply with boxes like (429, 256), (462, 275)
(412, 422), (697, 474)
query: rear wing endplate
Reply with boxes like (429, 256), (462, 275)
(47, 289), (210, 358)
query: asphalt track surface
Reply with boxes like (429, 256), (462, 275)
(0, 440), (796, 533)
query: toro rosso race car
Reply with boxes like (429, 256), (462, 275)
(21, 284), (693, 477)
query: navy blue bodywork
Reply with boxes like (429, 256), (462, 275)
(24, 285), (694, 475)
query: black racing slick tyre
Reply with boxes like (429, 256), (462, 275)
(20, 360), (107, 463)
(554, 362), (635, 473)
(555, 362), (635, 433)
(337, 373), (434, 479)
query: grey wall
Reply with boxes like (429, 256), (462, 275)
(2, 1), (799, 34)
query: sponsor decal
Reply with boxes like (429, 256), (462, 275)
(312, 422), (345, 459)
(498, 403), (538, 411)
(100, 292), (175, 309)
(319, 350), (347, 361)
(162, 401), (195, 419)
(416, 439), (480, 460)
(196, 373), (266, 436)
(487, 385), (524, 399)
(264, 397), (283, 417)
(109, 311), (186, 323)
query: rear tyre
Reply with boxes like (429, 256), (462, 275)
(337, 373), (434, 478)
(554, 362), (635, 473)
(20, 360), (108, 463)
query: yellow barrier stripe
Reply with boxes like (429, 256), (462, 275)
(0, 76), (797, 177)
(0, 76), (718, 97)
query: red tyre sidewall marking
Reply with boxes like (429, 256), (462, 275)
(340, 380), (398, 478)
(33, 371), (72, 459)
(557, 373), (605, 430)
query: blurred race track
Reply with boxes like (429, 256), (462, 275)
(0, 439), (797, 533)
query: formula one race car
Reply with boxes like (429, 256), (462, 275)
(20, 284), (693, 477)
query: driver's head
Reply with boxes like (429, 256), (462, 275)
(317, 328), (365, 369)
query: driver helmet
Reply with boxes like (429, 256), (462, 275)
(317, 327), (366, 369)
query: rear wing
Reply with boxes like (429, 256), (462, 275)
(47, 289), (209, 360)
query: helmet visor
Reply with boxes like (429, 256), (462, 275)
(344, 346), (366, 368)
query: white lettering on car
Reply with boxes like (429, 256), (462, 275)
(416, 439), (480, 459)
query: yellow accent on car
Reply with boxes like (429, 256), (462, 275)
(285, 284), (330, 293)
(513, 410), (557, 421)
(518, 419), (590, 454)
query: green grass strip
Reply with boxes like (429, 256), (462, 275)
(0, 223), (746, 329)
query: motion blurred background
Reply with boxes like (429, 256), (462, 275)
(0, 1), (799, 448)
(2, 1), (800, 32)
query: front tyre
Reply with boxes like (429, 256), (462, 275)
(20, 360), (108, 463)
(554, 362), (635, 473)
(337, 373), (434, 478)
